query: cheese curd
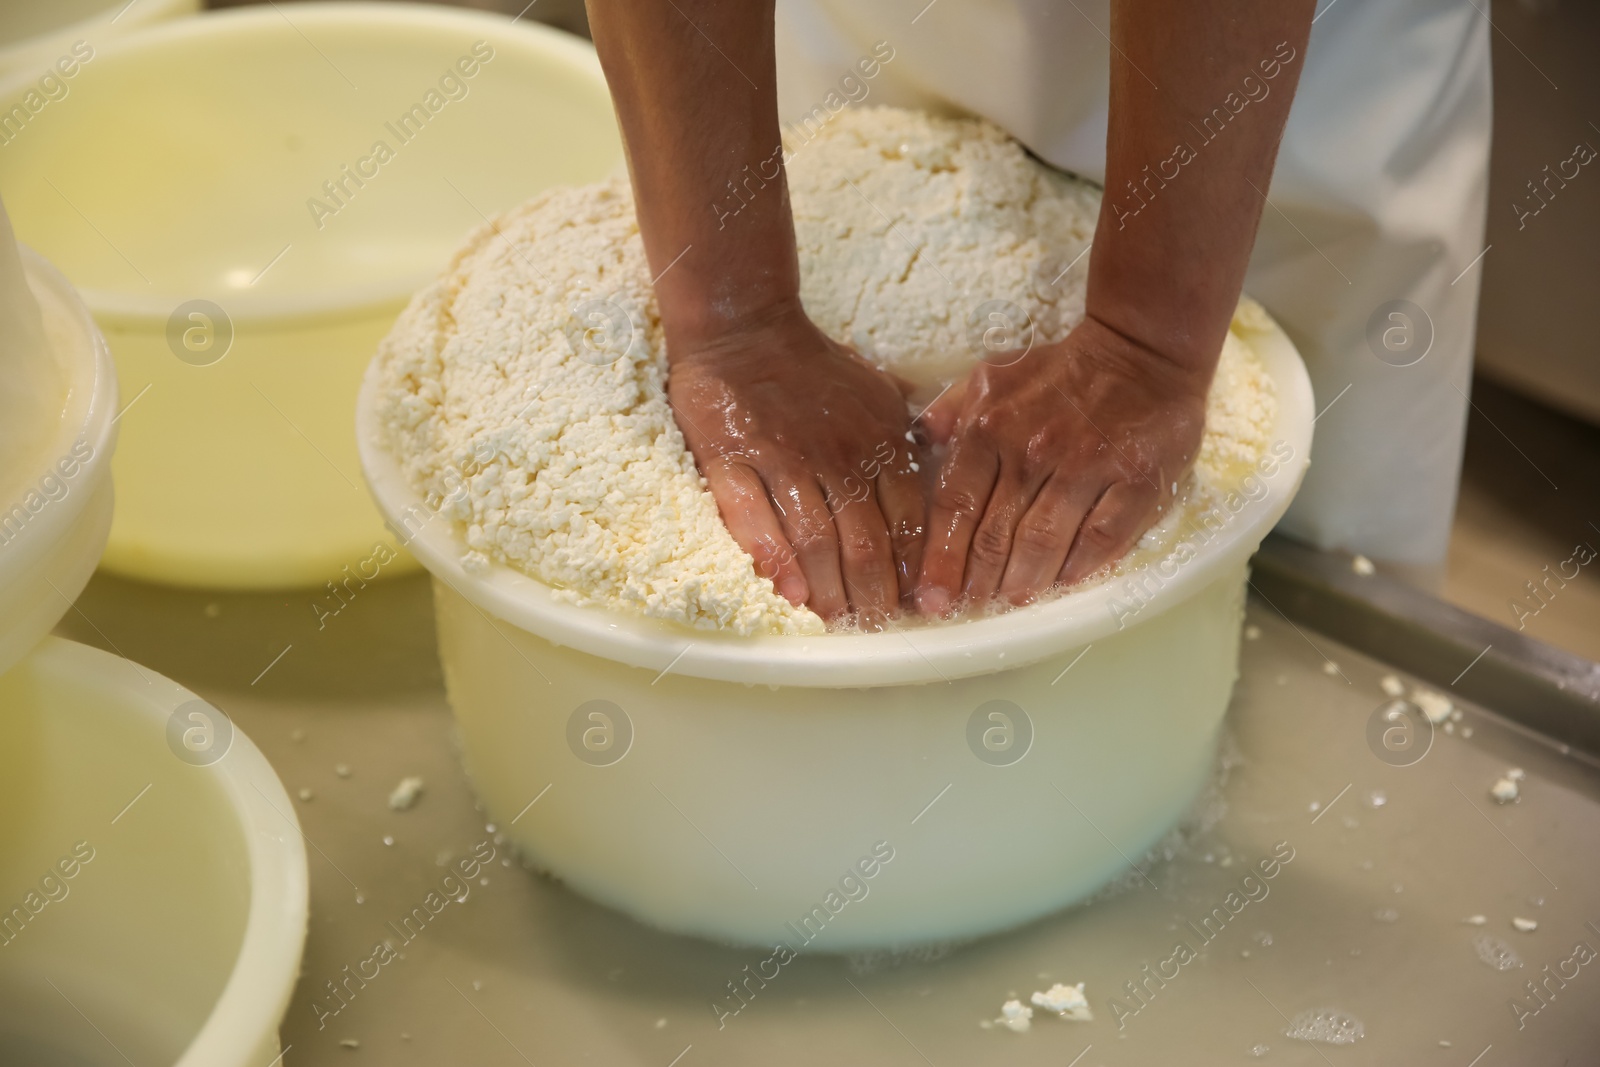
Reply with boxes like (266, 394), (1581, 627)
(374, 107), (1277, 634)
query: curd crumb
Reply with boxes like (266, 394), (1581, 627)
(1379, 674), (1405, 698)
(374, 108), (1279, 636)
(1352, 554), (1375, 576)
(1322, 660), (1341, 676)
(996, 999), (1033, 1032)
(1512, 917), (1538, 933)
(1411, 687), (1453, 724)
(1462, 915), (1487, 925)
(1490, 776), (1520, 804)
(1030, 982), (1092, 1022)
(389, 776), (426, 811)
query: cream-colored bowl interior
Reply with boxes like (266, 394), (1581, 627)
(0, 4), (623, 588)
(357, 303), (1314, 948)
(0, 638), (308, 1066)
(0, 0), (198, 80)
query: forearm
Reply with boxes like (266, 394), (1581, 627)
(1090, 0), (1314, 377)
(586, 0), (798, 353)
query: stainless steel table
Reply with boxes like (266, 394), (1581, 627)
(55, 537), (1600, 1066)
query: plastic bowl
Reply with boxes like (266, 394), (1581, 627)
(0, 3), (622, 589)
(356, 313), (1314, 950)
(0, 637), (308, 1066)
(0, 244), (117, 680)
(0, 0), (197, 81)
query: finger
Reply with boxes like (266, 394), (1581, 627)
(998, 473), (1099, 605)
(916, 435), (999, 616)
(1057, 479), (1162, 587)
(917, 378), (969, 445)
(703, 457), (807, 606)
(961, 469), (1043, 603)
(827, 482), (898, 625)
(875, 446), (928, 606)
(769, 474), (849, 620)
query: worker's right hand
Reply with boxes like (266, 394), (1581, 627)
(666, 302), (926, 626)
(915, 314), (1209, 613)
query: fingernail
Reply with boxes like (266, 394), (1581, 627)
(779, 575), (809, 606)
(917, 587), (951, 617)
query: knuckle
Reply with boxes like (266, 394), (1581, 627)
(751, 544), (793, 579)
(889, 520), (925, 553)
(933, 485), (985, 517)
(1023, 431), (1066, 472)
(970, 523), (1013, 566)
(755, 533), (794, 564)
(839, 526), (886, 564)
(1074, 517), (1121, 554)
(1013, 515), (1062, 551)
(789, 516), (836, 553)
(969, 410), (1007, 440)
(1073, 436), (1108, 465)
(1120, 449), (1157, 482)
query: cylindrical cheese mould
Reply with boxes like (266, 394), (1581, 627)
(0, 244), (117, 678)
(0, 246), (308, 1065)
(356, 306), (1314, 950)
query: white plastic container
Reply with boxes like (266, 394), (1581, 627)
(0, 244), (117, 679)
(356, 314), (1314, 950)
(0, 637), (309, 1067)
(0, 244), (308, 1064)
(0, 4), (623, 589)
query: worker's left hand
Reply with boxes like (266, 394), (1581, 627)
(915, 315), (1210, 614)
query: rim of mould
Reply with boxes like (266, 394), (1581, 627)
(355, 310), (1314, 688)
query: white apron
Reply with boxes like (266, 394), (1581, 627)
(774, 0), (1492, 569)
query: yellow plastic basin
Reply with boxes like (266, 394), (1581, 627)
(0, 0), (197, 81)
(0, 3), (622, 588)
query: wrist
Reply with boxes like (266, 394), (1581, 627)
(1071, 311), (1216, 401)
(647, 191), (803, 357)
(660, 290), (810, 362)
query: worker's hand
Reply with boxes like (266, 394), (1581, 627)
(668, 304), (926, 625)
(915, 315), (1209, 614)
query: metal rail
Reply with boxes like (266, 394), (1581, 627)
(1250, 533), (1600, 759)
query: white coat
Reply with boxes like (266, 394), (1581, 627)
(774, 0), (1492, 569)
